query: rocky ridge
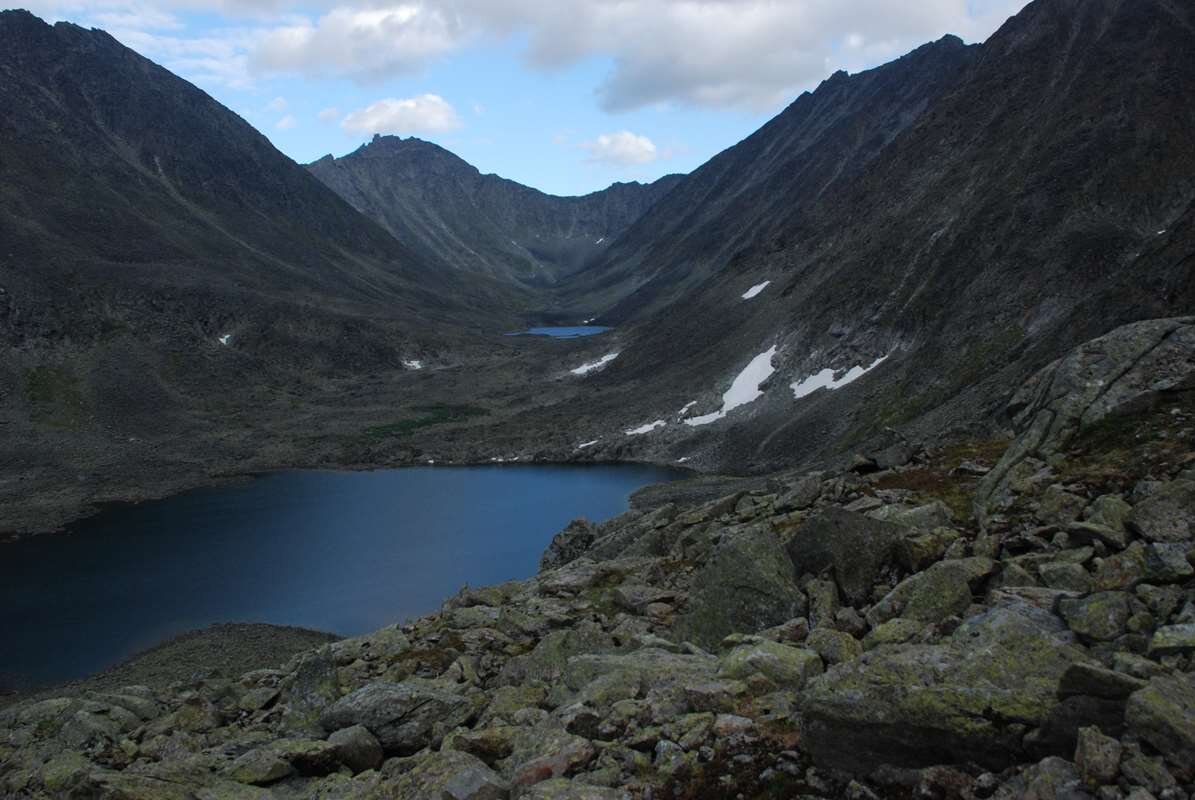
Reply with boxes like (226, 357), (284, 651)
(4, 318), (1195, 798)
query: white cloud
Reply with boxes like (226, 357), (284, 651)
(317, 106), (340, 122)
(582, 131), (658, 167)
(340, 94), (461, 135)
(266, 95), (287, 111)
(274, 113), (296, 129)
(24, 0), (1031, 110)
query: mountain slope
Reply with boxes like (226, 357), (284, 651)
(307, 136), (683, 288)
(500, 0), (1195, 474)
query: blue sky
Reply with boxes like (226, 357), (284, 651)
(13, 0), (1028, 196)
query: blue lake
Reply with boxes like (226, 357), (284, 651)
(0, 465), (683, 686)
(509, 326), (613, 338)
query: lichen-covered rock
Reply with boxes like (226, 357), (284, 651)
(867, 501), (955, 532)
(1127, 480), (1195, 543)
(540, 519), (597, 571)
(1125, 673), (1195, 766)
(384, 750), (510, 799)
(806, 628), (863, 666)
(801, 599), (1091, 771)
(867, 558), (995, 626)
(991, 756), (1083, 800)
(674, 524), (806, 648)
(718, 641), (823, 687)
(318, 681), (473, 754)
(895, 527), (960, 572)
(1058, 592), (1133, 642)
(785, 509), (905, 605)
(327, 724), (383, 774)
(1147, 624), (1195, 657)
(1074, 726), (1121, 787)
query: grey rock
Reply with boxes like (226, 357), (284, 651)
(1059, 662), (1147, 700)
(1128, 481), (1195, 543)
(327, 724), (383, 774)
(867, 557), (995, 626)
(1075, 727), (1121, 787)
(1059, 592), (1134, 642)
(1125, 673), (1195, 766)
(775, 473), (822, 512)
(318, 682), (473, 755)
(540, 519), (597, 571)
(1143, 544), (1195, 584)
(786, 508), (905, 605)
(1147, 624), (1195, 658)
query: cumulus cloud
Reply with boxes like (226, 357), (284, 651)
(238, 0), (1029, 109)
(581, 131), (658, 167)
(317, 106), (340, 122)
(274, 113), (296, 129)
(27, 0), (1031, 108)
(340, 94), (461, 135)
(266, 95), (287, 111)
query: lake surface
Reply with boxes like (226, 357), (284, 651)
(0, 465), (683, 687)
(509, 326), (613, 338)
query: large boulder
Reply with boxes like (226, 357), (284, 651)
(1127, 481), (1195, 543)
(800, 598), (1092, 771)
(977, 318), (1195, 520)
(319, 681), (474, 754)
(674, 525), (806, 648)
(785, 508), (905, 605)
(540, 519), (597, 571)
(382, 750), (510, 799)
(867, 557), (996, 626)
(1125, 673), (1195, 766)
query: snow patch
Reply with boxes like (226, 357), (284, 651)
(571, 352), (620, 376)
(791, 354), (890, 400)
(403, 359), (424, 370)
(677, 400), (697, 418)
(577, 440), (599, 449)
(676, 457), (690, 464)
(685, 346), (778, 427)
(626, 420), (666, 436)
(595, 237), (605, 245)
(217, 333), (232, 346)
(742, 281), (771, 300)
(1158, 230), (1167, 235)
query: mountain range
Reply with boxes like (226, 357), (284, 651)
(2, 0), (1194, 530)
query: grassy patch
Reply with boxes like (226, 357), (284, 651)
(872, 438), (1010, 523)
(24, 366), (88, 430)
(363, 404), (488, 441)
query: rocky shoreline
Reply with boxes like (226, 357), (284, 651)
(2, 318), (1195, 799)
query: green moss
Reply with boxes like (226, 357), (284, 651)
(363, 405), (488, 441)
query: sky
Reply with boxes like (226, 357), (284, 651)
(10, 0), (1029, 196)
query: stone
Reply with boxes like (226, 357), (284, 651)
(1125, 673), (1195, 766)
(861, 618), (926, 649)
(785, 509), (905, 605)
(896, 527), (961, 572)
(387, 750), (510, 799)
(1040, 562), (1093, 593)
(806, 628), (863, 666)
(1086, 496), (1133, 533)
(1075, 727), (1121, 787)
(1143, 544), (1195, 583)
(1147, 624), (1195, 657)
(511, 735), (596, 787)
(1038, 485), (1088, 526)
(318, 681), (473, 755)
(805, 578), (840, 628)
(1068, 522), (1130, 551)
(718, 641), (823, 687)
(867, 501), (955, 532)
(226, 749), (294, 786)
(801, 599), (1091, 771)
(674, 525), (806, 648)
(1128, 481), (1195, 543)
(1091, 543), (1148, 591)
(867, 558), (995, 626)
(612, 584), (677, 613)
(327, 724), (383, 774)
(775, 474), (822, 512)
(540, 519), (596, 571)
(991, 756), (1083, 799)
(1058, 592), (1133, 642)
(977, 319), (1195, 521)
(1059, 662), (1148, 700)
(1119, 745), (1177, 794)
(522, 779), (631, 800)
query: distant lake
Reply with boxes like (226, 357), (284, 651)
(509, 326), (613, 338)
(0, 465), (683, 687)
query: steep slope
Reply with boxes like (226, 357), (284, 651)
(494, 0), (1195, 474)
(307, 136), (683, 288)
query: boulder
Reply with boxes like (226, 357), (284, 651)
(1074, 726), (1121, 786)
(867, 502), (954, 532)
(1127, 481), (1195, 543)
(1148, 624), (1195, 657)
(867, 558), (995, 626)
(775, 473), (822, 512)
(327, 724), (383, 774)
(896, 528), (960, 572)
(318, 681), (473, 754)
(1058, 592), (1133, 642)
(806, 628), (863, 666)
(991, 756), (1084, 800)
(977, 318), (1195, 520)
(801, 599), (1091, 771)
(785, 509), (905, 605)
(385, 750), (510, 799)
(540, 519), (596, 571)
(674, 525), (806, 648)
(1125, 673), (1195, 766)
(718, 641), (823, 687)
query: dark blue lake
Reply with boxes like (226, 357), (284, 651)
(509, 326), (612, 338)
(0, 465), (682, 686)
